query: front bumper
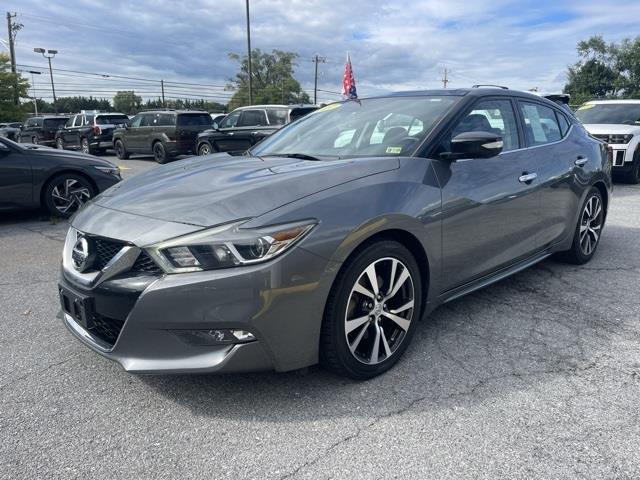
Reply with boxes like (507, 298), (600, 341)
(609, 144), (635, 168)
(59, 245), (335, 374)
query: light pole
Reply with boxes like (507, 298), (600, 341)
(28, 70), (41, 115)
(34, 47), (58, 113)
(245, 0), (253, 105)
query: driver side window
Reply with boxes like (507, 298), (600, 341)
(444, 99), (519, 153)
(220, 111), (241, 129)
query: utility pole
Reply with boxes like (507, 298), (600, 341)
(7, 12), (21, 105)
(441, 67), (450, 89)
(312, 55), (326, 105)
(245, 0), (253, 105)
(160, 79), (165, 107)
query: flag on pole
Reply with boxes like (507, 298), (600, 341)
(341, 53), (358, 99)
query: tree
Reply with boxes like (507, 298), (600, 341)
(227, 49), (310, 110)
(113, 91), (142, 115)
(564, 35), (640, 103)
(0, 53), (31, 121)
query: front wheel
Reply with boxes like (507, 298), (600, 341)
(558, 187), (605, 264)
(56, 138), (64, 150)
(320, 241), (422, 379)
(198, 143), (213, 156)
(624, 155), (640, 184)
(44, 173), (96, 218)
(81, 137), (91, 155)
(32, 136), (39, 145)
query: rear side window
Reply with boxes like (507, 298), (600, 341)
(140, 114), (155, 127)
(177, 113), (211, 126)
(266, 108), (288, 126)
(519, 102), (562, 146)
(96, 115), (130, 126)
(157, 114), (175, 126)
(238, 109), (268, 127)
(556, 112), (570, 136)
(43, 118), (68, 129)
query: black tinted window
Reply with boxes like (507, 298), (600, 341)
(96, 115), (130, 125)
(519, 102), (562, 146)
(43, 118), (68, 129)
(238, 110), (268, 127)
(177, 113), (211, 126)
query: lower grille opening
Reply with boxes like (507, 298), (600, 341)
(89, 314), (125, 346)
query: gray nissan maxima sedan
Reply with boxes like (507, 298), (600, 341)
(58, 88), (612, 379)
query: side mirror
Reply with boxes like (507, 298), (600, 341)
(440, 131), (503, 161)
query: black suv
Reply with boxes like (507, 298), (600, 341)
(196, 104), (318, 155)
(113, 110), (212, 163)
(55, 112), (130, 155)
(18, 116), (69, 146)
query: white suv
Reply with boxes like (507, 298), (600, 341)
(575, 100), (640, 183)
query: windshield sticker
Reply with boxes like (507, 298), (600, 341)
(577, 104), (595, 110)
(386, 146), (402, 154)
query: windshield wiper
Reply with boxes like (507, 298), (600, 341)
(266, 152), (323, 161)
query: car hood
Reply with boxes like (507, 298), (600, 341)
(583, 124), (640, 135)
(94, 153), (399, 227)
(26, 145), (117, 166)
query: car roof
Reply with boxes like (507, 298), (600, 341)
(27, 115), (69, 120)
(387, 87), (550, 101)
(583, 99), (640, 105)
(231, 104), (317, 112)
(138, 109), (209, 114)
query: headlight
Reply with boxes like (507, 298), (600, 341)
(93, 165), (120, 176)
(146, 219), (317, 273)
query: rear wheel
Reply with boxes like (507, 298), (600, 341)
(320, 241), (422, 379)
(81, 137), (91, 155)
(114, 140), (129, 159)
(32, 136), (38, 145)
(153, 141), (170, 164)
(558, 187), (604, 265)
(44, 173), (96, 218)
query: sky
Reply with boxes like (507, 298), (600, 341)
(4, 0), (640, 105)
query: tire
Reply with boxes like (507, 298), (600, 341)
(43, 173), (96, 218)
(114, 140), (129, 159)
(81, 137), (91, 155)
(198, 142), (213, 156)
(56, 138), (64, 150)
(623, 154), (640, 184)
(153, 141), (170, 164)
(320, 240), (423, 380)
(32, 136), (38, 145)
(557, 187), (605, 265)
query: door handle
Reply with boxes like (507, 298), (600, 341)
(575, 156), (588, 167)
(519, 172), (538, 184)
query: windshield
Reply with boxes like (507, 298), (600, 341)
(576, 103), (640, 125)
(251, 96), (460, 158)
(96, 115), (129, 125)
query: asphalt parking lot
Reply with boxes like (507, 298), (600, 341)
(1, 156), (639, 479)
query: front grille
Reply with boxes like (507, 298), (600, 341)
(593, 133), (632, 144)
(90, 313), (125, 346)
(90, 236), (162, 275)
(132, 251), (163, 274)
(593, 134), (609, 142)
(94, 238), (126, 270)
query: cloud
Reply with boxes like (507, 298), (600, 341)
(7, 0), (639, 103)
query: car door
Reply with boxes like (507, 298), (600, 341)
(436, 97), (539, 291)
(213, 110), (245, 152)
(125, 114), (148, 152)
(136, 113), (156, 153)
(0, 140), (33, 209)
(517, 101), (582, 249)
(229, 109), (269, 151)
(59, 116), (74, 148)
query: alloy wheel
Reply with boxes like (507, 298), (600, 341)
(199, 144), (211, 155)
(32, 136), (38, 145)
(81, 138), (90, 154)
(579, 195), (603, 256)
(50, 178), (92, 214)
(344, 257), (415, 365)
